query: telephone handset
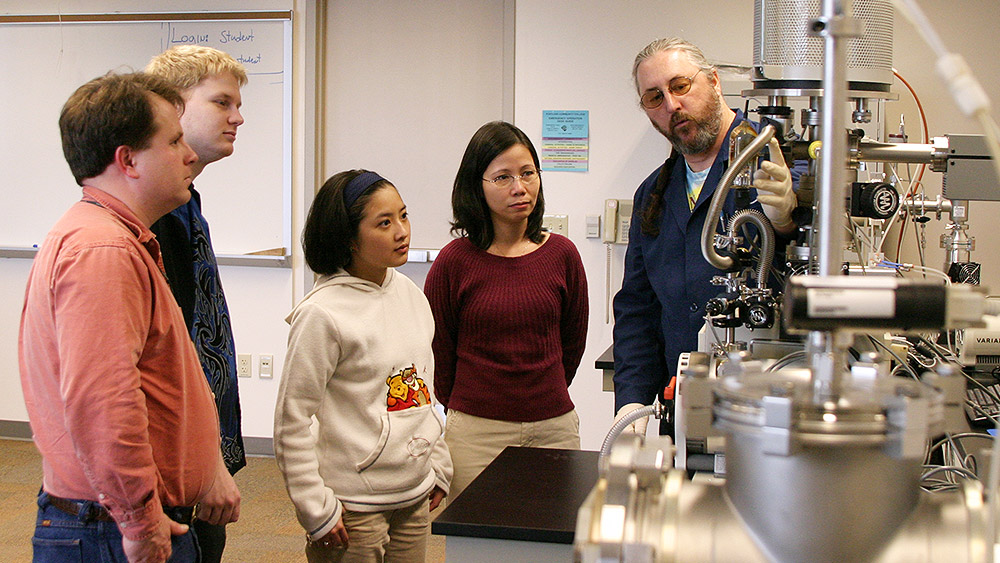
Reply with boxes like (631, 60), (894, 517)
(602, 198), (633, 323)
(603, 199), (633, 244)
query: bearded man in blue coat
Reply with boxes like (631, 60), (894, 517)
(612, 37), (797, 435)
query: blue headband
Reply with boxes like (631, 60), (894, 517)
(344, 171), (386, 207)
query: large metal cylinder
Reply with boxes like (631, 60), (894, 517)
(723, 420), (922, 562)
(753, 0), (894, 89)
(575, 434), (987, 563)
(714, 372), (928, 561)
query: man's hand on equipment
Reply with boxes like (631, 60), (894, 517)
(754, 137), (796, 234)
(614, 403), (649, 436)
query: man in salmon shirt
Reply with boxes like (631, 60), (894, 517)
(19, 71), (238, 563)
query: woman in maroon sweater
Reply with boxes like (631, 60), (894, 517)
(424, 121), (589, 499)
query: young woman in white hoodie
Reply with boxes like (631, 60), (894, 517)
(274, 170), (452, 563)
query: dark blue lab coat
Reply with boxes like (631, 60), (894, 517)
(612, 112), (786, 417)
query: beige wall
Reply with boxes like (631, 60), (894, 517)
(1, 0), (998, 451)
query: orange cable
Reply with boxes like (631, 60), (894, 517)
(892, 69), (930, 261)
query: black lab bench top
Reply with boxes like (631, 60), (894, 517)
(431, 446), (600, 544)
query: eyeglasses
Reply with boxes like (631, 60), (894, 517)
(640, 69), (703, 109)
(482, 169), (541, 189)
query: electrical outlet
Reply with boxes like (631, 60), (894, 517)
(237, 354), (252, 378)
(542, 214), (569, 236)
(259, 354), (273, 378)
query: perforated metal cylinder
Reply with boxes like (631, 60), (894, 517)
(753, 0), (893, 88)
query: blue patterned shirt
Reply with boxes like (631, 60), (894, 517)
(150, 188), (246, 474)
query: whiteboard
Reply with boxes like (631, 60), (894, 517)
(0, 13), (291, 255)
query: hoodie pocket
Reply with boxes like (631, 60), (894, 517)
(355, 405), (443, 494)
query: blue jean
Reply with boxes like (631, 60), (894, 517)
(192, 518), (226, 563)
(32, 491), (200, 563)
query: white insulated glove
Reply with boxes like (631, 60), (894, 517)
(754, 137), (795, 233)
(613, 402), (649, 436)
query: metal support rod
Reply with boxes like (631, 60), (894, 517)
(810, 0), (863, 405)
(815, 0), (856, 277)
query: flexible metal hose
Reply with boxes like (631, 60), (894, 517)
(701, 124), (777, 271)
(727, 208), (774, 289)
(599, 403), (665, 466)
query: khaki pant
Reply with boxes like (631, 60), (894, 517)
(444, 409), (580, 501)
(305, 497), (429, 563)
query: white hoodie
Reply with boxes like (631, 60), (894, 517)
(274, 268), (452, 540)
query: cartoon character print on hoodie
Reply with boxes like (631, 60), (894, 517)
(386, 364), (431, 412)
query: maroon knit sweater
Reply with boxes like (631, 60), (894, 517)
(424, 234), (589, 422)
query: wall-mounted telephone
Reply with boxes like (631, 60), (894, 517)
(603, 199), (633, 244)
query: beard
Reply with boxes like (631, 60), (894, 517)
(655, 92), (723, 156)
